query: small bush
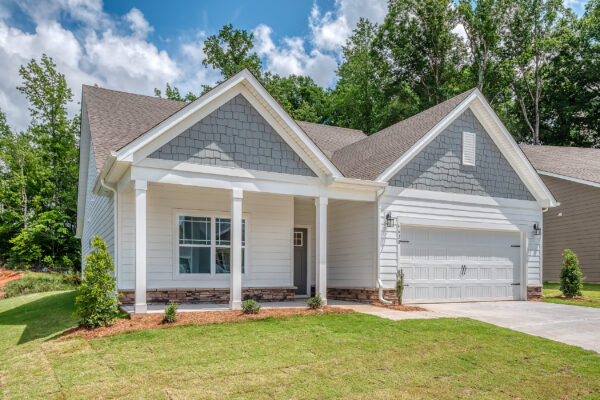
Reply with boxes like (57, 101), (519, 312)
(74, 236), (122, 328)
(560, 249), (584, 298)
(164, 302), (178, 323)
(396, 269), (405, 305)
(241, 299), (261, 314)
(306, 295), (323, 309)
(4, 272), (76, 298)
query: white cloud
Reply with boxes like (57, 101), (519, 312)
(124, 7), (153, 39)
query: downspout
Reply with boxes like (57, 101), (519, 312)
(100, 179), (118, 283)
(375, 187), (393, 305)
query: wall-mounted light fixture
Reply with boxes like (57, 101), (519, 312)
(533, 223), (541, 235)
(386, 212), (395, 228)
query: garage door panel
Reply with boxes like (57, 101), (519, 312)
(399, 226), (521, 303)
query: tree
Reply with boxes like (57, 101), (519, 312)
(202, 24), (263, 80)
(154, 83), (197, 102)
(264, 73), (330, 123)
(377, 0), (468, 108)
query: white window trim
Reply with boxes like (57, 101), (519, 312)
(462, 131), (476, 166)
(172, 209), (250, 280)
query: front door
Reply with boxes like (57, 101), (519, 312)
(293, 228), (307, 295)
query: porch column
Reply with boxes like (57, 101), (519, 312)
(315, 196), (328, 304)
(134, 180), (147, 314)
(230, 188), (243, 310)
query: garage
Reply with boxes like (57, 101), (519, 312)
(398, 226), (522, 303)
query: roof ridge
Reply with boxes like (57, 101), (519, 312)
(295, 120), (365, 134)
(82, 84), (187, 106)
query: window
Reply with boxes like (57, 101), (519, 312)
(294, 231), (303, 247)
(178, 215), (246, 274)
(462, 131), (476, 166)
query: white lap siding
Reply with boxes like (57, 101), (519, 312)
(327, 200), (377, 288)
(118, 184), (293, 289)
(81, 142), (114, 268)
(379, 189), (543, 290)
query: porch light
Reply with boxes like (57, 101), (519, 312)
(385, 213), (395, 228)
(533, 223), (541, 235)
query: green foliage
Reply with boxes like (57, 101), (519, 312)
(264, 73), (330, 123)
(154, 83), (197, 102)
(306, 295), (323, 309)
(3, 272), (77, 298)
(559, 249), (584, 298)
(241, 299), (261, 314)
(163, 302), (179, 323)
(74, 236), (121, 328)
(396, 269), (405, 305)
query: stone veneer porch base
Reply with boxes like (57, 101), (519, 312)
(325, 287), (398, 305)
(527, 285), (543, 300)
(119, 287), (296, 305)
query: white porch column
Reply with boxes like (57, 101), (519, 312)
(315, 196), (328, 304)
(134, 180), (147, 314)
(230, 188), (243, 310)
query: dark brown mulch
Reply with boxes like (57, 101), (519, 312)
(63, 306), (353, 340)
(370, 301), (428, 312)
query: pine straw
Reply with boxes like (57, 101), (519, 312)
(63, 306), (352, 340)
(0, 268), (24, 298)
(370, 302), (428, 312)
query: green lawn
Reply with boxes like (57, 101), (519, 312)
(543, 282), (600, 308)
(1, 292), (600, 399)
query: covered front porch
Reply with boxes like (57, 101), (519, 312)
(118, 170), (382, 313)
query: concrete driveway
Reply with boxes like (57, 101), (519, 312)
(422, 301), (600, 353)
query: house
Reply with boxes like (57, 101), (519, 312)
(520, 145), (600, 282)
(76, 69), (557, 313)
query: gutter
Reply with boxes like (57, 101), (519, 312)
(100, 178), (118, 282)
(375, 187), (393, 305)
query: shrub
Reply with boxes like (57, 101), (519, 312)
(396, 268), (405, 305)
(559, 249), (584, 298)
(241, 299), (261, 314)
(4, 272), (76, 298)
(306, 295), (323, 309)
(74, 236), (122, 328)
(164, 302), (178, 323)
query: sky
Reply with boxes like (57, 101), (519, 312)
(0, 0), (590, 132)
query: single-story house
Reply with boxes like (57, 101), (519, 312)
(76, 69), (557, 313)
(520, 145), (600, 282)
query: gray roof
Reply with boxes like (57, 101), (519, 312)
(520, 144), (600, 185)
(83, 84), (477, 180)
(330, 89), (476, 180)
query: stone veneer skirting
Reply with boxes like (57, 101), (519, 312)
(119, 287), (296, 305)
(326, 287), (397, 304)
(527, 285), (543, 300)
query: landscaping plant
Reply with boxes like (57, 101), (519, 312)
(560, 249), (584, 298)
(164, 302), (178, 323)
(74, 236), (122, 328)
(241, 299), (261, 314)
(3, 272), (76, 298)
(396, 268), (405, 305)
(306, 295), (323, 309)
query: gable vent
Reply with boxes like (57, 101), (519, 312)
(462, 131), (476, 166)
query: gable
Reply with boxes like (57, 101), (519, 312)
(389, 109), (535, 201)
(149, 94), (317, 177)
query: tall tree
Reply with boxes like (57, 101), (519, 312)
(264, 73), (330, 123)
(202, 24), (263, 81)
(377, 0), (467, 108)
(154, 83), (197, 102)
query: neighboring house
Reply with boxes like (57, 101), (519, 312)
(520, 145), (600, 282)
(76, 69), (556, 313)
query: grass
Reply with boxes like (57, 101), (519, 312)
(3, 271), (78, 298)
(543, 282), (600, 308)
(1, 292), (599, 399)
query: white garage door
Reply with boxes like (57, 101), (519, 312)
(399, 226), (522, 303)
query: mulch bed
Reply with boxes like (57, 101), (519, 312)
(63, 306), (353, 340)
(0, 268), (24, 298)
(370, 301), (428, 312)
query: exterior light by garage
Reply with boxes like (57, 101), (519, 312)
(533, 223), (541, 235)
(385, 212), (395, 228)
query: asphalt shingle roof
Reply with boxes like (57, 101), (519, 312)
(295, 121), (366, 158)
(520, 144), (600, 185)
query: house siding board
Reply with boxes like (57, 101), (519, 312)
(327, 200), (376, 288)
(149, 94), (316, 177)
(540, 175), (600, 282)
(389, 109), (534, 201)
(81, 140), (114, 268)
(118, 184), (293, 289)
(379, 193), (542, 291)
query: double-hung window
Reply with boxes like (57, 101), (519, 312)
(178, 214), (246, 275)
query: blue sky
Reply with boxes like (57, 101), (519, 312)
(0, 0), (590, 131)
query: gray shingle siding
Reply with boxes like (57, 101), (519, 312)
(149, 94), (316, 177)
(389, 109), (534, 201)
